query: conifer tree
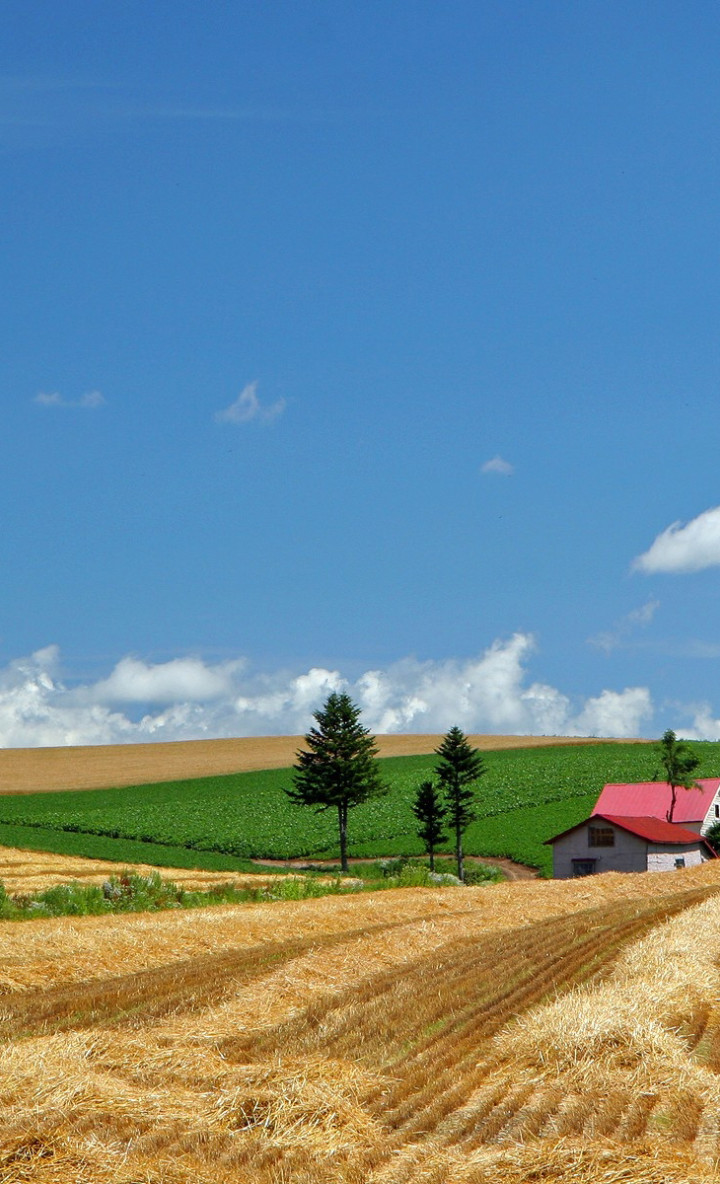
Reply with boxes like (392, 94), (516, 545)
(434, 726), (486, 882)
(285, 692), (385, 872)
(411, 780), (447, 871)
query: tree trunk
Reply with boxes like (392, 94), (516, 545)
(667, 782), (678, 823)
(456, 823), (464, 882)
(429, 843), (435, 873)
(338, 801), (349, 873)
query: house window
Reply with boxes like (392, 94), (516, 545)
(572, 859), (597, 877)
(588, 826), (615, 847)
(715, 804), (719, 819)
(675, 857), (686, 869)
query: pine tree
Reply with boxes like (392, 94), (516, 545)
(434, 726), (486, 882)
(411, 780), (447, 871)
(285, 692), (385, 872)
(656, 729), (700, 823)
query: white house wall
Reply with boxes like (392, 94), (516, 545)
(647, 846), (706, 872)
(701, 786), (720, 835)
(552, 825), (648, 879)
(552, 824), (709, 879)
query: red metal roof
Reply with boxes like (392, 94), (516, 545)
(545, 813), (716, 855)
(598, 814), (706, 845)
(592, 778), (720, 823)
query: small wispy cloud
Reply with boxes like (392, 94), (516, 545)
(481, 455), (514, 476)
(214, 382), (286, 426)
(34, 390), (105, 409)
(588, 599), (660, 654)
(633, 506), (720, 574)
(676, 641), (720, 659)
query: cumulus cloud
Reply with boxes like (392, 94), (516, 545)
(634, 506), (720, 574)
(215, 381), (286, 425)
(34, 390), (105, 409)
(0, 647), (135, 748)
(588, 599), (660, 654)
(0, 637), (659, 747)
(681, 705), (720, 741)
(91, 656), (245, 704)
(481, 455), (514, 476)
(572, 687), (653, 738)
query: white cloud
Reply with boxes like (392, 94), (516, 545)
(215, 381), (286, 425)
(571, 687), (653, 738)
(588, 599), (660, 653)
(634, 506), (720, 574)
(91, 656), (245, 704)
(0, 647), (134, 748)
(34, 390), (105, 409)
(0, 637), (658, 747)
(481, 455), (514, 476)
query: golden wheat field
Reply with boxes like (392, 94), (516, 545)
(0, 846), (288, 895)
(4, 857), (720, 1182)
(0, 733), (636, 793)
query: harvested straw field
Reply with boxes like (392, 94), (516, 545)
(4, 857), (720, 1181)
(0, 845), (286, 895)
(0, 733), (632, 794)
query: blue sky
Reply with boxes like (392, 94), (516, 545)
(4, 1), (720, 744)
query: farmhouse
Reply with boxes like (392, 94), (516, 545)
(547, 777), (720, 878)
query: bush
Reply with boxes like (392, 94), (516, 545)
(462, 862), (504, 885)
(37, 882), (107, 916)
(704, 821), (720, 853)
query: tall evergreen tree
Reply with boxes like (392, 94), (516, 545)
(656, 729), (701, 823)
(411, 780), (447, 871)
(434, 726), (486, 882)
(285, 691), (385, 872)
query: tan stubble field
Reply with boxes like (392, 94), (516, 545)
(0, 732), (640, 794)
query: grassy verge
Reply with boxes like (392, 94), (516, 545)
(0, 859), (503, 922)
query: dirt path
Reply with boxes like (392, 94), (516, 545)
(472, 855), (537, 880)
(253, 854), (538, 880)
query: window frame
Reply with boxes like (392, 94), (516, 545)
(588, 825), (615, 848)
(571, 858), (597, 877)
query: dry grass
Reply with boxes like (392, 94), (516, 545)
(0, 845), (287, 894)
(2, 851), (720, 1181)
(0, 733), (640, 793)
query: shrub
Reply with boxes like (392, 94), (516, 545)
(704, 820), (720, 853)
(462, 862), (504, 885)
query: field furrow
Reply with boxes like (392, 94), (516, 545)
(0, 920), (415, 1038)
(3, 850), (720, 1182)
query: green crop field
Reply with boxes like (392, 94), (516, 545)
(1, 739), (718, 875)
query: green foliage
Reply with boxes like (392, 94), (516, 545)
(0, 739), (717, 878)
(434, 726), (486, 880)
(461, 861), (504, 885)
(656, 729), (702, 822)
(467, 795), (599, 876)
(286, 691), (386, 871)
(287, 692), (385, 812)
(656, 729), (701, 786)
(411, 780), (447, 868)
(704, 820), (720, 853)
(0, 822), (278, 873)
(0, 859), (500, 923)
(0, 869), (378, 922)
